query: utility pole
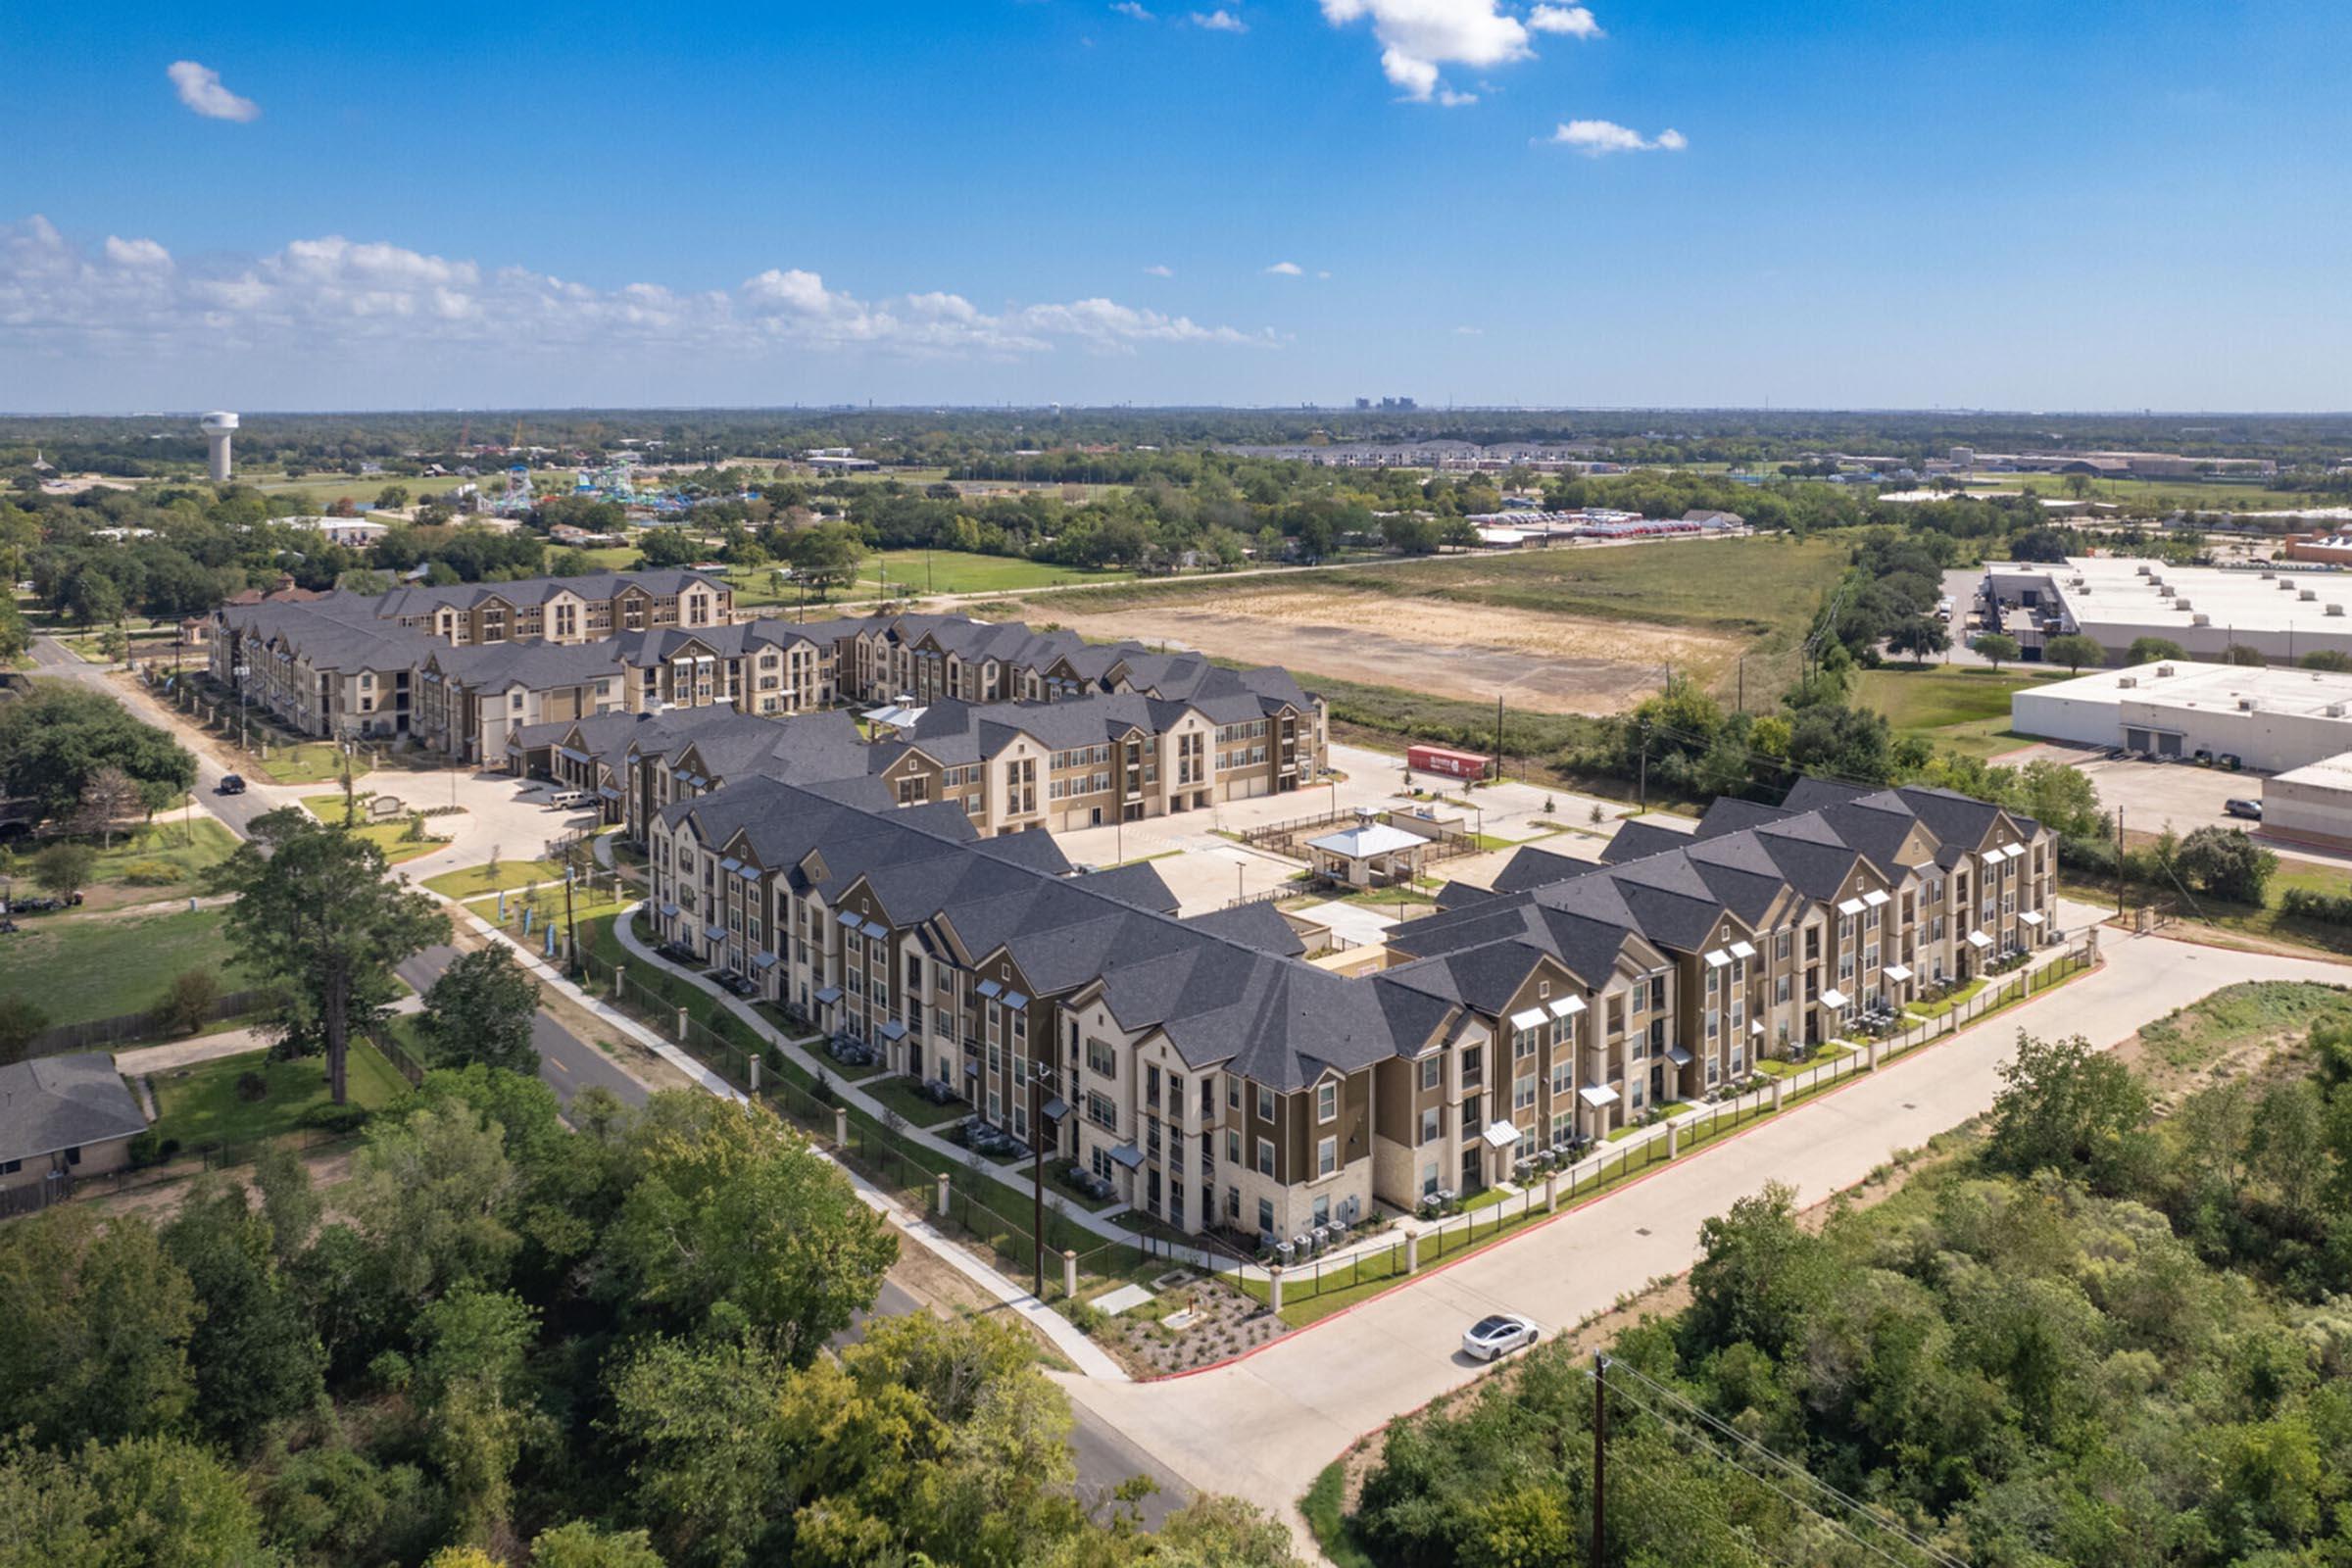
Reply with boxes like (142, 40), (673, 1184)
(2115, 808), (2125, 920)
(1738, 656), (1745, 714)
(1029, 1060), (1048, 1298)
(1494, 693), (1504, 776)
(563, 862), (579, 975)
(1592, 1351), (1608, 1568)
(1637, 723), (1648, 813)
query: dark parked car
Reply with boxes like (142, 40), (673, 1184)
(2225, 798), (2262, 821)
(216, 774), (247, 795)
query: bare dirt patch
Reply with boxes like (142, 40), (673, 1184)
(1040, 587), (1744, 716)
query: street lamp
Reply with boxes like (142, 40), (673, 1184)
(231, 663), (250, 754)
(1028, 1060), (1064, 1298)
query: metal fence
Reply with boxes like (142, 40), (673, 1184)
(1236, 937), (2096, 1307)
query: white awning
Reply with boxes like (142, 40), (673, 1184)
(1749, 1019), (1766, 1037)
(1884, 963), (1913, 982)
(1703, 949), (1732, 969)
(1979, 850), (2006, 868)
(1482, 1119), (1523, 1150)
(1578, 1084), (1620, 1108)
(1728, 940), (1756, 960)
(2002, 842), (2028, 860)
(1666, 1046), (1693, 1066)
(1508, 1006), (1548, 1030)
(1837, 898), (1866, 915)
(1548, 996), (1587, 1019)
(2018, 910), (2044, 926)
(1820, 987), (1848, 1009)
(1967, 930), (1993, 949)
(1863, 889), (1891, 907)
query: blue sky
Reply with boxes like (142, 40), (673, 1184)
(5, 0), (2348, 412)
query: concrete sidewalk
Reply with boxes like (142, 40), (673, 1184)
(1054, 927), (2352, 1543)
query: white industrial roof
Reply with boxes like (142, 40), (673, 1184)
(2016, 658), (2352, 719)
(2271, 750), (2352, 790)
(1986, 556), (2352, 640)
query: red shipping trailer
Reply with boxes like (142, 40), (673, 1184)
(1406, 744), (1491, 781)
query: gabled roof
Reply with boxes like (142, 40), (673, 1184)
(0, 1054), (146, 1163)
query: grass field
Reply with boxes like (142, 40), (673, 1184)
(256, 742), (365, 787)
(1957, 472), (2317, 514)
(247, 472), (482, 508)
(0, 906), (251, 1026)
(149, 1042), (408, 1150)
(70, 817), (243, 895)
(717, 548), (1137, 610)
(1853, 664), (2059, 760)
(423, 858), (564, 900)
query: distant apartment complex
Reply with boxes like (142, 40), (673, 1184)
(643, 757), (2055, 1244)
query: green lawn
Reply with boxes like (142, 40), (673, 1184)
(299, 794), (445, 863)
(719, 549), (1136, 610)
(864, 1073), (972, 1129)
(72, 817), (242, 890)
(149, 1042), (408, 1150)
(257, 742), (366, 787)
(2132, 981), (2352, 1077)
(1904, 980), (1986, 1019)
(0, 906), (252, 1027)
(1854, 664), (2059, 761)
(424, 858), (565, 900)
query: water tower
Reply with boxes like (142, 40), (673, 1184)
(200, 411), (239, 481)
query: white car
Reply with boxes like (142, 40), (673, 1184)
(1461, 1313), (1541, 1361)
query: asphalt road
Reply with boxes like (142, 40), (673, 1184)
(37, 635), (1191, 1525)
(395, 944), (649, 1110)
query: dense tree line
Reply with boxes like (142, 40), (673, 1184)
(1349, 1009), (2352, 1568)
(0, 682), (197, 819)
(0, 1068), (1298, 1567)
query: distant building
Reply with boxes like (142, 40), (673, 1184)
(0, 1054), (149, 1194)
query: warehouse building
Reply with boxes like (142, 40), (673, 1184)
(2262, 753), (2352, 851)
(2010, 660), (2352, 771)
(1980, 557), (2352, 667)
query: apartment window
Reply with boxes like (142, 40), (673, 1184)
(1421, 1161), (1440, 1198)
(1226, 1129), (1241, 1164)
(1513, 1025), (1541, 1058)
(1316, 1136), (1338, 1179)
(1316, 1082), (1338, 1123)
(1419, 1106), (1441, 1146)
(1551, 1060), (1572, 1096)
(1513, 1072), (1537, 1111)
(1461, 1045), (1483, 1089)
(1258, 1198), (1275, 1235)
(1775, 931), (1791, 963)
(1255, 1085), (1275, 1121)
(1228, 1187), (1242, 1221)
(1419, 1055), (1442, 1092)
(1255, 1138), (1275, 1178)
(1227, 1077), (1241, 1109)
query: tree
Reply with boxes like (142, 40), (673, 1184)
(375, 484), (412, 510)
(161, 968), (221, 1036)
(0, 1434), (268, 1566)
(0, 997), (46, 1064)
(416, 1286), (546, 1546)
(31, 839), (94, 903)
(0, 1207), (198, 1447)
(783, 521), (867, 594)
(206, 807), (448, 1102)
(0, 596), (28, 662)
(1885, 614), (1950, 665)
(604, 1333), (792, 1568)
(1971, 632), (2020, 670)
(1682, 1182), (1830, 1358)
(2176, 824), (2277, 904)
(634, 527), (704, 569)
(602, 1094), (895, 1359)
(2009, 525), (2073, 563)
(74, 762), (142, 847)
(530, 1521), (668, 1568)
(159, 1177), (325, 1449)
(96, 624), (131, 663)
(2224, 643), (2269, 666)
(0, 683), (195, 819)
(1984, 1031), (2151, 1188)
(252, 1140), (322, 1263)
(421, 946), (542, 1076)
(2127, 636), (2186, 663)
(2301, 649), (2352, 672)
(342, 1097), (523, 1305)
(2042, 632), (2104, 674)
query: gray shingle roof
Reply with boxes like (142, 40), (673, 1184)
(0, 1054), (146, 1164)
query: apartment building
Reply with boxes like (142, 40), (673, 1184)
(867, 671), (1325, 835)
(641, 753), (2055, 1246)
(361, 570), (732, 645)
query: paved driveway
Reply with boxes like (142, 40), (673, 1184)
(1056, 929), (2352, 1537)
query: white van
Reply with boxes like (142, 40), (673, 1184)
(545, 789), (595, 811)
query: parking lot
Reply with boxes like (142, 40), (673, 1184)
(2003, 740), (2271, 843)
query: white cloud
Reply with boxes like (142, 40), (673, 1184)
(1527, 4), (1600, 37)
(167, 61), (260, 122)
(1453, 324), (1484, 335)
(1191, 8), (1248, 30)
(1319, 0), (1597, 104)
(1111, 1), (1153, 17)
(1144, 264), (1175, 276)
(1264, 261), (1304, 275)
(0, 216), (1277, 368)
(1546, 118), (1686, 154)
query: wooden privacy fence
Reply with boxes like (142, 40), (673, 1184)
(23, 989), (266, 1057)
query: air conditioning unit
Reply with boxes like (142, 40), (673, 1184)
(2136, 564), (2155, 576)
(2239, 696), (2259, 710)
(2192, 613), (2212, 626)
(2174, 599), (2192, 612)
(2327, 703), (2347, 717)
(2261, 570), (2276, 579)
(2302, 588), (2320, 602)
(2157, 662), (2177, 676)
(2116, 675), (2138, 689)
(2329, 604), (2347, 617)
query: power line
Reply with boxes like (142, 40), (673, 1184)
(1597, 1373), (1951, 1568)
(1601, 1361), (1970, 1568)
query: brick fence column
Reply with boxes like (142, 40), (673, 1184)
(936, 1171), (951, 1217)
(1404, 1231), (1420, 1274)
(1268, 1265), (1284, 1315)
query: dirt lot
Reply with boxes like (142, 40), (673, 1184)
(1040, 586), (1743, 716)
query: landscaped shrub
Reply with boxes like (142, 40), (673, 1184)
(118, 858), (181, 885)
(2281, 886), (2352, 926)
(160, 969), (221, 1036)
